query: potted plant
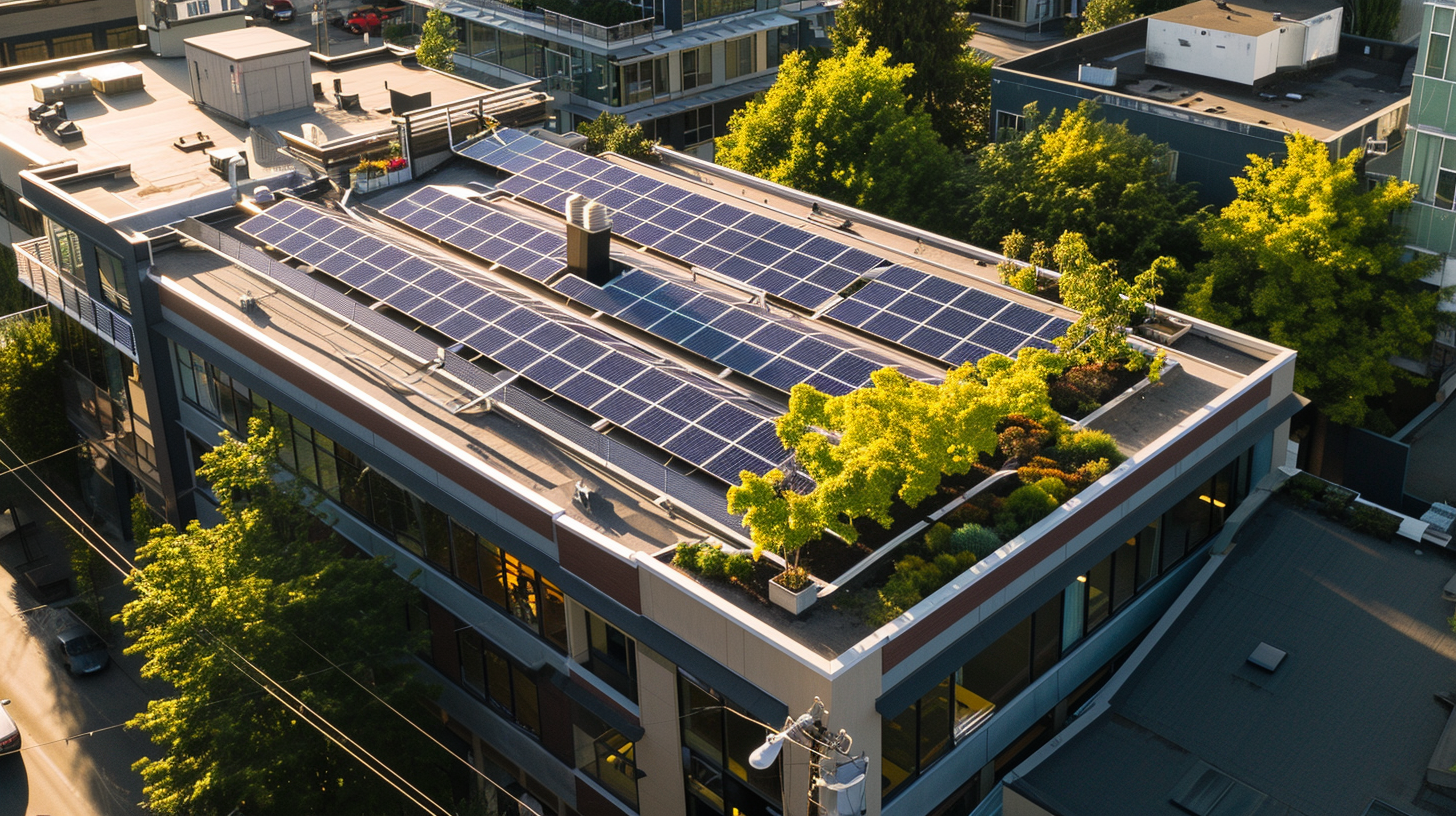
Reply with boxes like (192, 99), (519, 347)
(348, 142), (411, 193)
(768, 563), (817, 615)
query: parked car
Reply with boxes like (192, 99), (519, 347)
(0, 699), (18, 756)
(341, 4), (401, 34)
(261, 0), (294, 22)
(55, 626), (109, 675)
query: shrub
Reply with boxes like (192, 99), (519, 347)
(996, 415), (1053, 460)
(697, 545), (727, 580)
(1320, 484), (1356, 519)
(672, 540), (702, 571)
(774, 564), (811, 591)
(1283, 472), (1324, 504)
(1348, 504), (1401, 540)
(949, 524), (1002, 560)
(999, 479), (1064, 537)
(1054, 429), (1123, 467)
(925, 522), (954, 554)
(1049, 363), (1118, 416)
(724, 552), (755, 584)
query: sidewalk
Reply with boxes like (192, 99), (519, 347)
(970, 18), (1070, 63)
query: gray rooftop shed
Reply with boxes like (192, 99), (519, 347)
(183, 28), (312, 126)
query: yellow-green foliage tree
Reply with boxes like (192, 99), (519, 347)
(727, 353), (1066, 559)
(1052, 231), (1171, 373)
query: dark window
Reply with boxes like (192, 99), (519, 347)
(679, 673), (781, 815)
(574, 704), (640, 809)
(585, 609), (638, 701)
(881, 701), (918, 798)
(684, 106), (714, 145)
(1084, 551), (1112, 633)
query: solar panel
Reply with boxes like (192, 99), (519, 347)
(382, 188), (567, 283)
(240, 199), (787, 485)
(825, 265), (1074, 368)
(455, 127), (897, 310)
(554, 269), (936, 398)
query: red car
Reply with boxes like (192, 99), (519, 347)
(341, 5), (400, 34)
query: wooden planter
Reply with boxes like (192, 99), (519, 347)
(350, 166), (411, 193)
(769, 575), (818, 615)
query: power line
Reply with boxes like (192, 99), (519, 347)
(0, 433), (458, 814)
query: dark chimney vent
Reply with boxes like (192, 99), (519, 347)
(566, 193), (614, 286)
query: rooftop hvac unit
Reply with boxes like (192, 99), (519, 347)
(1079, 63), (1118, 88)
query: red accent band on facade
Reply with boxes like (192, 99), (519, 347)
(556, 521), (642, 614)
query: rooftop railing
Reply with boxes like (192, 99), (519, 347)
(15, 237), (137, 361)
(452, 0), (656, 44)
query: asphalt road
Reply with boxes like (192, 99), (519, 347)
(0, 568), (153, 816)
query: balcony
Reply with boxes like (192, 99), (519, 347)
(15, 237), (137, 361)
(453, 0), (656, 45)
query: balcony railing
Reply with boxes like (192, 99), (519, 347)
(15, 237), (137, 362)
(454, 0), (655, 44)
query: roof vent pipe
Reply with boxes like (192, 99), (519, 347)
(566, 194), (614, 287)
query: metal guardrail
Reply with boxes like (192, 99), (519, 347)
(449, 0), (655, 43)
(178, 219), (744, 535)
(15, 238), (137, 361)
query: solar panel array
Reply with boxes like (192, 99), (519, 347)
(826, 265), (1073, 367)
(240, 200), (791, 483)
(380, 187), (566, 283)
(460, 129), (882, 310)
(556, 269), (935, 397)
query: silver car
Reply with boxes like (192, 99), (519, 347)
(56, 627), (109, 675)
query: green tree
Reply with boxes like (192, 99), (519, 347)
(1051, 231), (1170, 370)
(960, 101), (1205, 293)
(1080, 0), (1138, 33)
(576, 111), (658, 162)
(0, 315), (71, 480)
(1347, 0), (1400, 40)
(416, 8), (459, 73)
(1184, 134), (1444, 426)
(716, 43), (961, 231)
(727, 354), (1067, 558)
(121, 418), (447, 816)
(829, 0), (994, 151)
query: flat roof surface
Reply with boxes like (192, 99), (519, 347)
(0, 51), (494, 218)
(1013, 505), (1456, 815)
(183, 27), (312, 60)
(1152, 0), (1339, 34)
(999, 19), (1412, 141)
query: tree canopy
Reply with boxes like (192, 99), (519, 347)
(959, 101), (1205, 293)
(1184, 133), (1444, 426)
(1079, 0), (1139, 33)
(727, 354), (1066, 559)
(577, 110), (658, 162)
(716, 43), (961, 231)
(416, 8), (459, 73)
(0, 314), (70, 477)
(829, 0), (994, 151)
(122, 418), (448, 816)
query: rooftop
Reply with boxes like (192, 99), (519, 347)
(98, 123), (1285, 657)
(1151, 0), (1339, 35)
(1010, 504), (1456, 816)
(998, 17), (1413, 141)
(0, 46), (500, 219)
(183, 26), (312, 60)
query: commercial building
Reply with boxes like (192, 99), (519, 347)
(413, 0), (831, 154)
(4, 27), (1301, 816)
(990, 0), (1413, 204)
(999, 502), (1456, 816)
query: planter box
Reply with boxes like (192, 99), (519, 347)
(769, 576), (818, 615)
(350, 167), (411, 193)
(1137, 316), (1192, 345)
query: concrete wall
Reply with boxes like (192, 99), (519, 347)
(1146, 20), (1267, 84)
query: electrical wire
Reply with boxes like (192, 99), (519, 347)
(0, 434), (459, 814)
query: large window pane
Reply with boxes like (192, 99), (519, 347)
(918, 678), (952, 767)
(1031, 593), (1061, 679)
(486, 649), (513, 714)
(586, 609), (636, 700)
(542, 579), (568, 653)
(421, 503), (452, 570)
(1112, 539), (1137, 613)
(503, 553), (539, 627)
(478, 538), (507, 609)
(1084, 552), (1113, 633)
(881, 703), (918, 798)
(958, 614), (1032, 725)
(1135, 520), (1161, 590)
(459, 631), (487, 695)
(511, 664), (541, 736)
(451, 520), (481, 591)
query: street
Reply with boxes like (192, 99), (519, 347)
(0, 563), (153, 816)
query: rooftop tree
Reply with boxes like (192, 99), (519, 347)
(1184, 133), (1444, 426)
(715, 42), (961, 232)
(727, 353), (1066, 561)
(416, 7), (459, 73)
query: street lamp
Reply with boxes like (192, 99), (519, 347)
(751, 697), (867, 816)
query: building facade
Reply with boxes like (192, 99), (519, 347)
(416, 0), (830, 155)
(1, 30), (1301, 816)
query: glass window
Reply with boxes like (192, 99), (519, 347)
(511, 663), (541, 736)
(1084, 552), (1113, 633)
(105, 26), (139, 48)
(95, 247), (128, 314)
(682, 45), (711, 90)
(684, 106), (714, 145)
(575, 705), (640, 809)
(1134, 520), (1161, 590)
(881, 703), (918, 798)
(725, 36), (755, 80)
(679, 673), (780, 812)
(503, 552), (539, 627)
(1112, 541), (1137, 613)
(486, 648), (513, 714)
(1433, 32), (1452, 78)
(451, 519), (482, 591)
(918, 678), (952, 768)
(460, 630), (487, 695)
(541, 578), (568, 653)
(421, 503), (452, 570)
(478, 537), (508, 609)
(12, 41), (48, 65)
(957, 614), (1031, 735)
(50, 32), (92, 58)
(585, 609), (637, 700)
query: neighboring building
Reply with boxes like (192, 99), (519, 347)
(0, 0), (140, 69)
(991, 0), (1413, 204)
(1378, 0), (1456, 367)
(999, 502), (1456, 816)
(415, 0), (831, 155)
(5, 28), (1302, 816)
